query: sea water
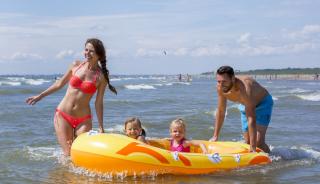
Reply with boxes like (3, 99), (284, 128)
(0, 75), (319, 183)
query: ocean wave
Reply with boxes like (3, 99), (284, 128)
(270, 146), (320, 161)
(287, 88), (311, 94)
(23, 146), (62, 161)
(69, 164), (158, 181)
(124, 84), (156, 90)
(0, 89), (39, 95)
(110, 76), (167, 82)
(206, 105), (238, 119)
(296, 92), (320, 101)
(139, 76), (166, 80)
(110, 77), (135, 81)
(25, 78), (51, 85)
(104, 124), (124, 133)
(0, 77), (51, 86)
(0, 81), (22, 86)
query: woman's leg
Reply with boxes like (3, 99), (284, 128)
(54, 113), (74, 156)
(75, 120), (92, 137)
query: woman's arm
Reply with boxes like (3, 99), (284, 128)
(26, 62), (75, 105)
(95, 74), (107, 133)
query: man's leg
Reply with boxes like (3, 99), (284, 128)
(256, 124), (270, 153)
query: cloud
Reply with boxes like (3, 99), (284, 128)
(56, 50), (77, 59)
(173, 48), (188, 56)
(133, 40), (316, 58)
(287, 24), (320, 39)
(9, 52), (43, 61)
(235, 42), (316, 56)
(301, 25), (320, 34)
(237, 33), (251, 44)
(135, 48), (164, 57)
(189, 46), (227, 57)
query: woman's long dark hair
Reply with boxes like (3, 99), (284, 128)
(86, 38), (117, 94)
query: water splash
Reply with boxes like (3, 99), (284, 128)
(124, 84), (156, 90)
(296, 92), (320, 101)
(270, 145), (320, 161)
(24, 146), (63, 161)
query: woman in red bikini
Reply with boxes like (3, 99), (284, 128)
(26, 38), (117, 156)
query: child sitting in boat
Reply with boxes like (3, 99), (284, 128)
(124, 117), (147, 143)
(169, 118), (207, 154)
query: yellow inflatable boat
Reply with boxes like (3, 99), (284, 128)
(71, 132), (271, 176)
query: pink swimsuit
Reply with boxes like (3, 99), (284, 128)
(170, 138), (190, 152)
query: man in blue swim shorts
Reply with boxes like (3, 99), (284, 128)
(210, 66), (273, 153)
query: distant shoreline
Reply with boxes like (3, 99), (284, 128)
(237, 74), (319, 81)
(201, 67), (320, 81)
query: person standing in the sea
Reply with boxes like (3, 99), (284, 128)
(210, 66), (273, 153)
(26, 38), (117, 156)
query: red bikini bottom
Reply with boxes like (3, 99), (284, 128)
(55, 109), (92, 128)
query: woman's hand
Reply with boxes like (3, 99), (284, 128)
(26, 95), (42, 105)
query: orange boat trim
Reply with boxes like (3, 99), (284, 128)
(117, 142), (170, 164)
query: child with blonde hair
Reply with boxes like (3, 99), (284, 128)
(124, 117), (147, 143)
(169, 118), (207, 153)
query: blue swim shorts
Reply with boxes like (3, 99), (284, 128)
(238, 94), (273, 132)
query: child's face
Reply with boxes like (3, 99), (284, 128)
(170, 124), (185, 141)
(125, 122), (142, 139)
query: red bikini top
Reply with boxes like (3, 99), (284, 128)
(69, 62), (100, 94)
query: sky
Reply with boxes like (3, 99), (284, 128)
(0, 0), (319, 75)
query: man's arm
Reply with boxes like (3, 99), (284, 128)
(211, 94), (227, 141)
(245, 103), (257, 152)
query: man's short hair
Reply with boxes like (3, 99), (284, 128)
(216, 66), (235, 78)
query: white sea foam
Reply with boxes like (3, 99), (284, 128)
(69, 164), (158, 180)
(296, 92), (320, 101)
(288, 88), (311, 94)
(110, 78), (122, 81)
(138, 76), (166, 80)
(7, 77), (27, 81)
(0, 81), (22, 86)
(272, 96), (279, 101)
(24, 146), (62, 161)
(176, 82), (191, 85)
(270, 146), (320, 161)
(104, 124), (124, 133)
(124, 84), (156, 90)
(25, 78), (50, 85)
(2, 77), (51, 86)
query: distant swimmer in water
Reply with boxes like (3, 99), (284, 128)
(210, 66), (273, 153)
(163, 51), (167, 55)
(186, 74), (192, 82)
